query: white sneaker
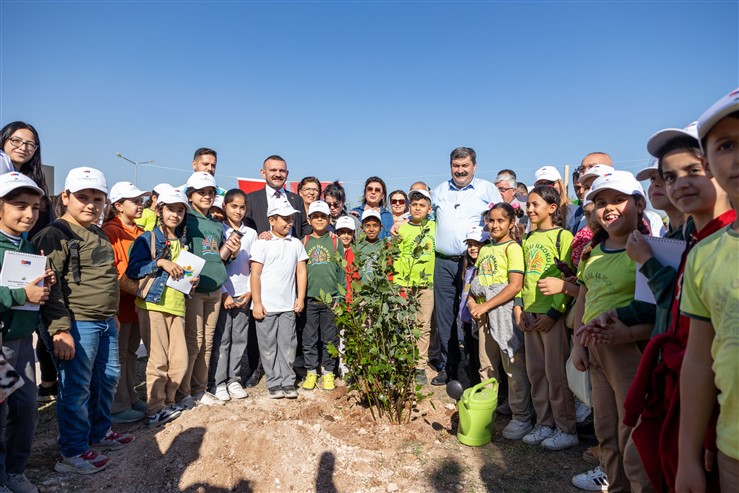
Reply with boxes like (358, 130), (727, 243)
(501, 419), (533, 440)
(522, 424), (555, 445)
(214, 384), (231, 401)
(6, 472), (39, 493)
(197, 391), (226, 406)
(572, 466), (609, 491)
(541, 427), (579, 450)
(575, 397), (592, 424)
(227, 381), (248, 399)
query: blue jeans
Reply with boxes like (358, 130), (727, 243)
(53, 318), (120, 457)
(432, 256), (462, 374)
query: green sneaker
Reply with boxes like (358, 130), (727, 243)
(322, 372), (335, 391)
(303, 371), (318, 390)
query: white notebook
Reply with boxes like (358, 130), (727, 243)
(0, 251), (47, 311)
(165, 249), (206, 294)
(634, 236), (687, 304)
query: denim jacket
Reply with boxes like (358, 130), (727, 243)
(125, 227), (180, 304)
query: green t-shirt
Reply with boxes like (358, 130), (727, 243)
(136, 239), (186, 317)
(680, 226), (739, 460)
(304, 234), (346, 300)
(393, 220), (436, 288)
(475, 240), (524, 286)
(134, 208), (157, 232)
(521, 227), (573, 314)
(577, 244), (636, 324)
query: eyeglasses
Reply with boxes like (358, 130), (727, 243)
(497, 187), (514, 194)
(325, 201), (343, 209)
(301, 187), (320, 194)
(8, 137), (38, 152)
(390, 199), (406, 205)
(366, 187), (383, 193)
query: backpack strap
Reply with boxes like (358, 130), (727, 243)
(48, 220), (82, 284)
(555, 228), (563, 261)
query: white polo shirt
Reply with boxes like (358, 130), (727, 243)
(250, 235), (308, 313)
(221, 223), (258, 298)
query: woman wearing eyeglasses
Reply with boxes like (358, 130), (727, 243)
(350, 176), (393, 239)
(297, 177), (322, 235)
(388, 190), (410, 227)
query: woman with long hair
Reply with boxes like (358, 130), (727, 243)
(350, 176), (393, 239)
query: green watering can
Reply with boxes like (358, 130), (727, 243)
(456, 378), (498, 447)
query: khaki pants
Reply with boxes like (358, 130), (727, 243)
(718, 450), (739, 492)
(623, 425), (654, 493)
(479, 321), (532, 422)
(138, 308), (188, 415)
(179, 290), (222, 399)
(111, 321), (142, 414)
(524, 314), (576, 434)
(413, 288), (434, 371)
(589, 342), (643, 493)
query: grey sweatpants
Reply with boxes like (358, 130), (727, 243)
(213, 305), (250, 386)
(255, 311), (297, 389)
(0, 336), (38, 482)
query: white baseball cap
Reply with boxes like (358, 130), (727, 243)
(109, 181), (147, 204)
(635, 158), (659, 182)
(335, 215), (356, 231)
(185, 172), (217, 193)
(464, 225), (490, 243)
(308, 200), (330, 216)
(578, 164), (615, 184)
(647, 121), (699, 158)
(585, 170), (645, 202)
(535, 166), (562, 184)
(156, 188), (190, 210)
(0, 171), (45, 197)
(408, 189), (432, 202)
(65, 167), (108, 194)
(361, 209), (382, 222)
(267, 199), (300, 217)
(212, 194), (224, 210)
(153, 183), (174, 195)
(698, 88), (739, 151)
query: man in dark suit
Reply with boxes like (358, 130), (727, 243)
(244, 155), (308, 237)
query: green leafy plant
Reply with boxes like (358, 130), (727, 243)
(323, 233), (428, 424)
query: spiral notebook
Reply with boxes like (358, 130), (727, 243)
(0, 251), (47, 311)
(634, 236), (687, 304)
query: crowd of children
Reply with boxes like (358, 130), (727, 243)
(0, 88), (737, 492)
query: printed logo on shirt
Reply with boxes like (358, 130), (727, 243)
(308, 245), (332, 265)
(582, 270), (615, 290)
(525, 243), (554, 276)
(478, 255), (498, 278)
(201, 234), (219, 255)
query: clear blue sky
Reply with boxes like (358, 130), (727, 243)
(2, 1), (737, 206)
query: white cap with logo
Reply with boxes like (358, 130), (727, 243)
(65, 167), (108, 194)
(153, 183), (174, 195)
(579, 164), (615, 184)
(535, 166), (562, 184)
(361, 209), (382, 222)
(308, 200), (330, 216)
(585, 170), (645, 202)
(186, 172), (217, 193)
(647, 121), (699, 158)
(157, 188), (190, 209)
(335, 215), (356, 231)
(698, 88), (739, 151)
(109, 181), (147, 204)
(464, 225), (490, 243)
(408, 189), (432, 202)
(267, 199), (300, 217)
(0, 171), (45, 197)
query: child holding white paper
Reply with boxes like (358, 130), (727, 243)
(126, 188), (198, 426)
(0, 172), (54, 493)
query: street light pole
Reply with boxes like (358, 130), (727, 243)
(115, 153), (155, 186)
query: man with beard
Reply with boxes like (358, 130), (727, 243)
(430, 147), (502, 385)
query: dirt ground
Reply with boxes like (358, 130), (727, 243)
(27, 361), (596, 493)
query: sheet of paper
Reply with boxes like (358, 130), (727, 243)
(0, 251), (47, 311)
(634, 236), (686, 304)
(165, 249), (206, 295)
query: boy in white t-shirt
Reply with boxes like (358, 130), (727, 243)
(250, 201), (308, 399)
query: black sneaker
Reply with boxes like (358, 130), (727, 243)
(431, 370), (448, 386)
(38, 381), (58, 402)
(268, 387), (285, 399)
(415, 370), (428, 385)
(245, 368), (263, 388)
(282, 386), (298, 399)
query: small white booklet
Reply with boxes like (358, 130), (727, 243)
(165, 249), (206, 294)
(634, 236), (687, 304)
(0, 251), (47, 311)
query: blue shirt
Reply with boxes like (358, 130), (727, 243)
(433, 177), (502, 256)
